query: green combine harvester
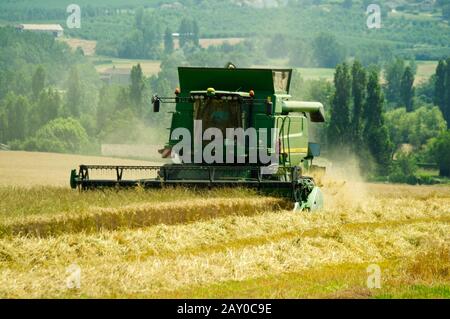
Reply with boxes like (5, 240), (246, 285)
(71, 65), (326, 211)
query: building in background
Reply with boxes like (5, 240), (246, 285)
(16, 24), (64, 37)
(99, 67), (131, 86)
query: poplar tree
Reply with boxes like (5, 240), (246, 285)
(179, 18), (191, 48)
(364, 70), (393, 173)
(434, 59), (446, 114)
(445, 58), (450, 129)
(400, 66), (415, 112)
(65, 66), (81, 117)
(328, 63), (352, 149)
(130, 64), (145, 116)
(37, 88), (60, 127)
(351, 60), (367, 149)
(384, 58), (405, 106)
(164, 27), (174, 54)
(5, 93), (29, 141)
(32, 66), (46, 99)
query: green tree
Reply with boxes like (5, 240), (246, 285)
(135, 7), (144, 30)
(435, 58), (450, 129)
(434, 59), (446, 114)
(179, 18), (191, 48)
(266, 34), (288, 59)
(164, 27), (174, 54)
(35, 88), (60, 130)
(157, 52), (186, 89)
(328, 63), (352, 148)
(312, 33), (345, 68)
(385, 106), (446, 148)
(305, 78), (333, 145)
(351, 61), (367, 149)
(99, 109), (142, 144)
(416, 75), (435, 104)
(118, 13), (161, 59)
(0, 111), (7, 143)
(342, 0), (353, 9)
(442, 4), (450, 20)
(306, 79), (333, 110)
(115, 87), (132, 112)
(408, 106), (446, 147)
(430, 130), (450, 177)
(75, 47), (85, 57)
(384, 58), (405, 106)
(178, 18), (200, 49)
(119, 30), (145, 58)
(65, 66), (82, 118)
(364, 70), (393, 174)
(289, 39), (313, 67)
(445, 58), (450, 128)
(130, 64), (145, 116)
(389, 151), (418, 184)
(142, 13), (162, 58)
(96, 86), (117, 134)
(400, 66), (415, 112)
(192, 21), (200, 47)
(5, 93), (29, 141)
(25, 117), (89, 154)
(32, 65), (46, 99)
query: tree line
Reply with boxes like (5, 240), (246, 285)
(97, 9), (201, 60)
(327, 61), (392, 175)
(0, 27), (165, 155)
(326, 58), (450, 180)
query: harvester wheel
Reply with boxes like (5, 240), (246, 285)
(293, 186), (303, 203)
(293, 177), (324, 212)
(305, 186), (324, 212)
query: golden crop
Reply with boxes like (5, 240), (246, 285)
(0, 151), (449, 298)
(0, 180), (448, 298)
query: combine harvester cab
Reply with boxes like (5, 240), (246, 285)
(71, 65), (326, 211)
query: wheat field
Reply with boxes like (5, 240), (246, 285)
(0, 152), (449, 298)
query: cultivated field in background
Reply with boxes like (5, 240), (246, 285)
(0, 151), (449, 298)
(174, 37), (245, 50)
(59, 38), (97, 56)
(0, 151), (156, 187)
(54, 36), (439, 85)
(92, 57), (162, 76)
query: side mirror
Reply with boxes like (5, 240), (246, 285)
(152, 95), (161, 113)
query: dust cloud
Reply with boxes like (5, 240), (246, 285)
(318, 152), (370, 211)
